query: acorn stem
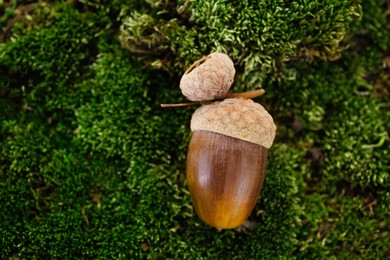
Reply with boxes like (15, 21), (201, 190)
(160, 89), (265, 108)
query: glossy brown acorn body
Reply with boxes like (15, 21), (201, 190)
(161, 53), (276, 230)
(186, 130), (268, 229)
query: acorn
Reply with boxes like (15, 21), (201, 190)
(161, 52), (276, 230)
(180, 53), (235, 101)
(186, 98), (276, 229)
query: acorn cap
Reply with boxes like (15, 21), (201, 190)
(180, 53), (235, 101)
(190, 98), (276, 148)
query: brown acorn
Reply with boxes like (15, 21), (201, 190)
(186, 98), (276, 229)
(161, 52), (275, 230)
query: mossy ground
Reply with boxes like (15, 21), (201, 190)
(0, 0), (389, 259)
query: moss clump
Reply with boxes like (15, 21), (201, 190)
(120, 0), (361, 88)
(272, 54), (389, 258)
(1, 0), (389, 258)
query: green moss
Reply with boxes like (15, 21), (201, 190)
(120, 0), (362, 89)
(0, 4), (102, 115)
(0, 0), (389, 258)
(273, 54), (389, 189)
(269, 7), (389, 255)
(297, 190), (389, 259)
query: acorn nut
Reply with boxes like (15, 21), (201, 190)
(186, 98), (276, 229)
(180, 53), (235, 101)
(161, 52), (276, 230)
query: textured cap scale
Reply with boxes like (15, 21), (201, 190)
(190, 98), (276, 148)
(180, 53), (235, 101)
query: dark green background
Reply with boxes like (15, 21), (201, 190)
(0, 0), (389, 258)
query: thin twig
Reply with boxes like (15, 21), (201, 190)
(161, 89), (266, 108)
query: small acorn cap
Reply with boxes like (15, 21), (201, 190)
(190, 98), (276, 148)
(180, 53), (235, 101)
